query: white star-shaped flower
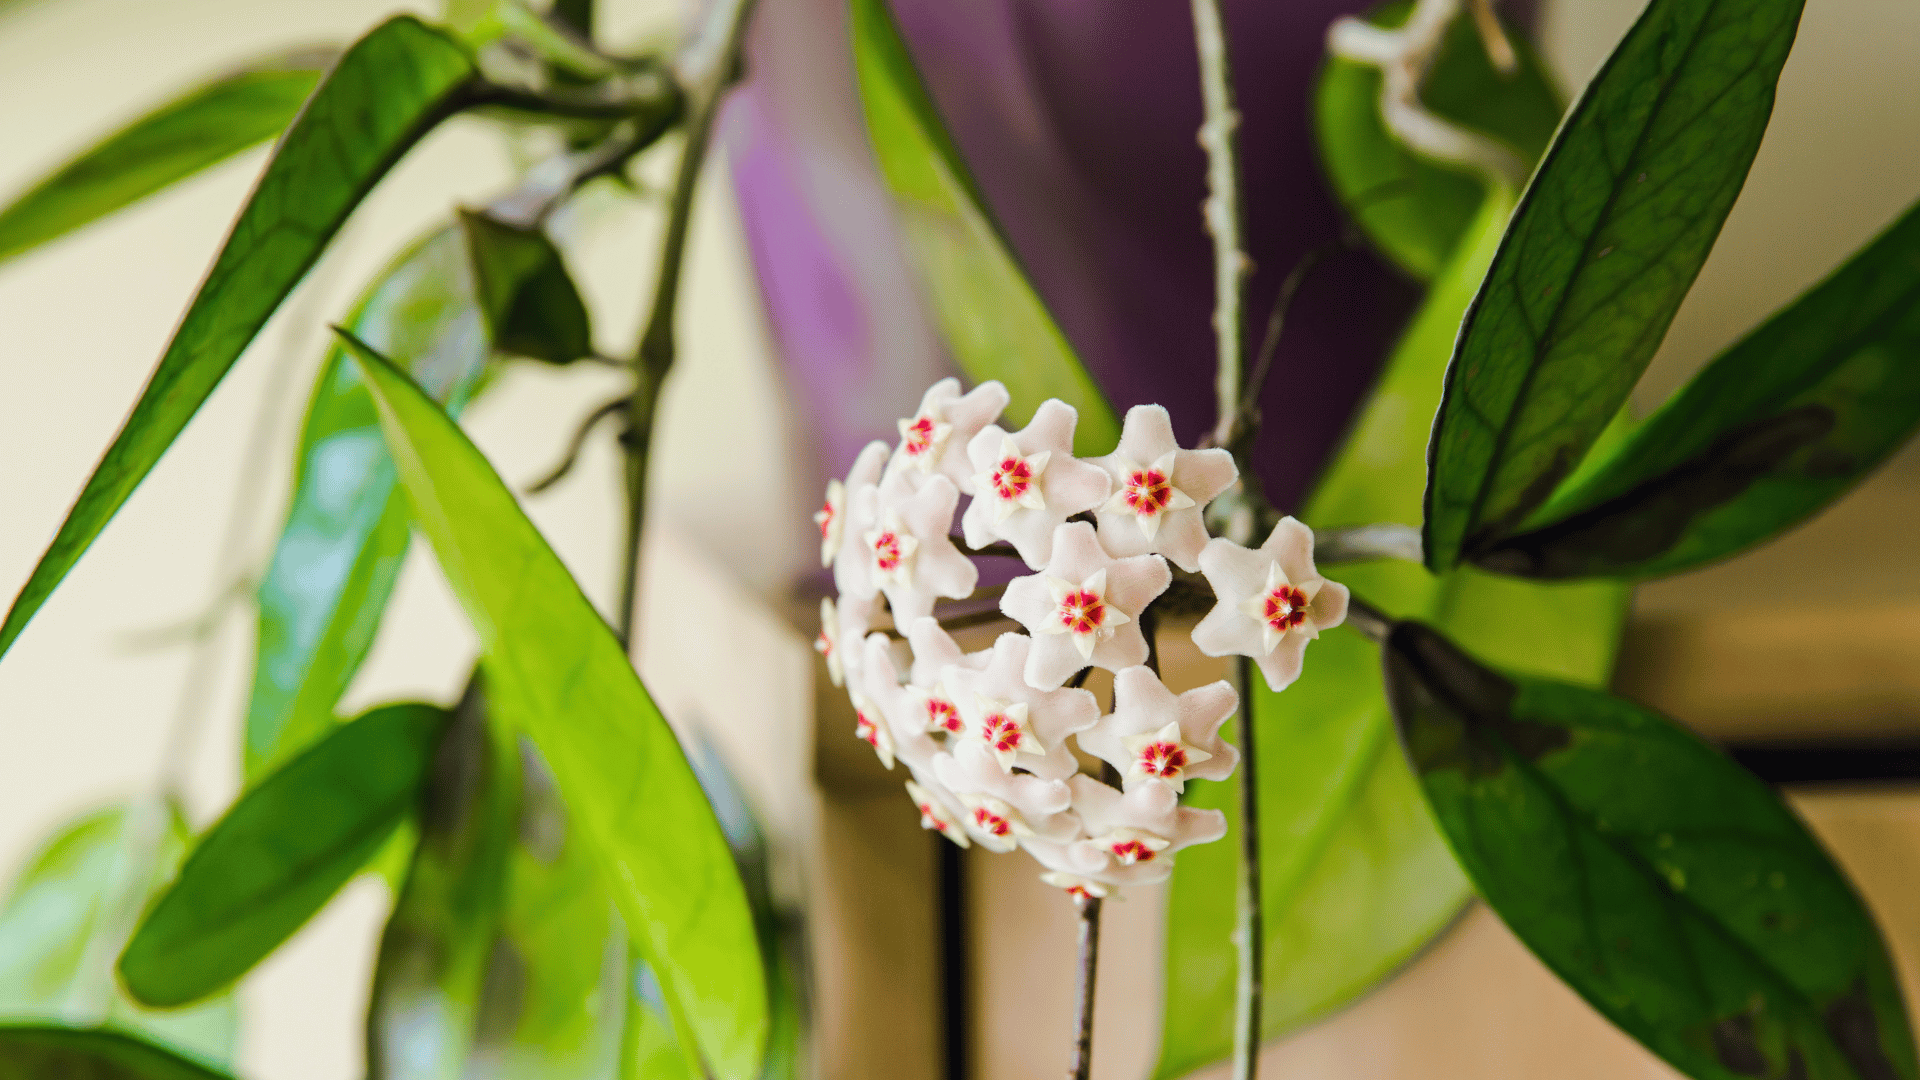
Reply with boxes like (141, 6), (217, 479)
(905, 775), (972, 848)
(901, 617), (991, 736)
(850, 690), (895, 771)
(1038, 871), (1111, 905)
(830, 440), (894, 601)
(857, 634), (942, 774)
(813, 479), (846, 567)
(814, 593), (875, 688)
(939, 633), (1099, 780)
(960, 399), (1111, 567)
(1089, 405), (1238, 571)
(889, 378), (1010, 493)
(931, 740), (1078, 850)
(1077, 667), (1239, 793)
(1026, 775), (1226, 887)
(1193, 516), (1349, 692)
(862, 470), (977, 623)
(1000, 523), (1171, 689)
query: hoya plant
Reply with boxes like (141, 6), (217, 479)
(0, 0), (1915, 1078)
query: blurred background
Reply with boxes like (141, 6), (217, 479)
(1, 1), (1918, 1078)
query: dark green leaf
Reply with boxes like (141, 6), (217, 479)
(1476, 198), (1920, 579)
(120, 703), (449, 1007)
(1423, 0), (1806, 570)
(848, 0), (1117, 454)
(1385, 621), (1917, 1080)
(0, 53), (333, 266)
(0, 16), (478, 664)
(0, 803), (235, 1063)
(458, 209), (593, 365)
(340, 333), (767, 1080)
(1157, 192), (1633, 1075)
(1313, 0), (1562, 280)
(247, 226), (492, 777)
(0, 1025), (237, 1080)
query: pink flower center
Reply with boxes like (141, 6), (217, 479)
(816, 499), (835, 539)
(1111, 839), (1158, 864)
(1121, 467), (1174, 517)
(902, 415), (938, 458)
(1063, 883), (1096, 902)
(1136, 740), (1189, 779)
(989, 455), (1034, 501)
(972, 807), (1013, 838)
(925, 695), (964, 734)
(854, 710), (883, 749)
(814, 629), (833, 660)
(1262, 584), (1309, 633)
(917, 800), (949, 831)
(981, 712), (1027, 755)
(872, 531), (906, 572)
(1056, 589), (1107, 635)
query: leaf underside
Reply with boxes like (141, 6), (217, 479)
(341, 334), (768, 1080)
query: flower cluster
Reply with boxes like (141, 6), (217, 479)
(812, 378), (1349, 902)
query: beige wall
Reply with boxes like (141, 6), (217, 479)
(1, 2), (1918, 1080)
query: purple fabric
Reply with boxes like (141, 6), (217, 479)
(729, 0), (1420, 517)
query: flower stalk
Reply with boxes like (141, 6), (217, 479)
(1069, 894), (1103, 1080)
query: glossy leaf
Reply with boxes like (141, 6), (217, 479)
(848, 0), (1118, 454)
(120, 703), (449, 1007)
(1385, 620), (1917, 1080)
(341, 334), (767, 1080)
(1423, 0), (1806, 570)
(1477, 197), (1920, 580)
(1314, 0), (1562, 280)
(247, 226), (491, 777)
(0, 802), (236, 1063)
(0, 1025), (237, 1080)
(458, 208), (593, 365)
(1158, 192), (1630, 1076)
(0, 16), (478, 664)
(0, 54), (332, 266)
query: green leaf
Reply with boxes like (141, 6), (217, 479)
(1476, 197), (1920, 579)
(848, 0), (1117, 454)
(458, 208), (593, 364)
(368, 678), (628, 1080)
(339, 333), (768, 1080)
(1313, 0), (1563, 280)
(1159, 191), (1631, 1076)
(1384, 620), (1917, 1080)
(247, 226), (493, 777)
(0, 53), (333, 266)
(120, 703), (449, 1007)
(1423, 0), (1806, 570)
(0, 16), (477, 664)
(0, 1025), (238, 1080)
(0, 803), (236, 1064)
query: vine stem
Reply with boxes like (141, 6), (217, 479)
(616, 0), (761, 647)
(1189, 1), (1266, 1075)
(1193, 0), (1251, 451)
